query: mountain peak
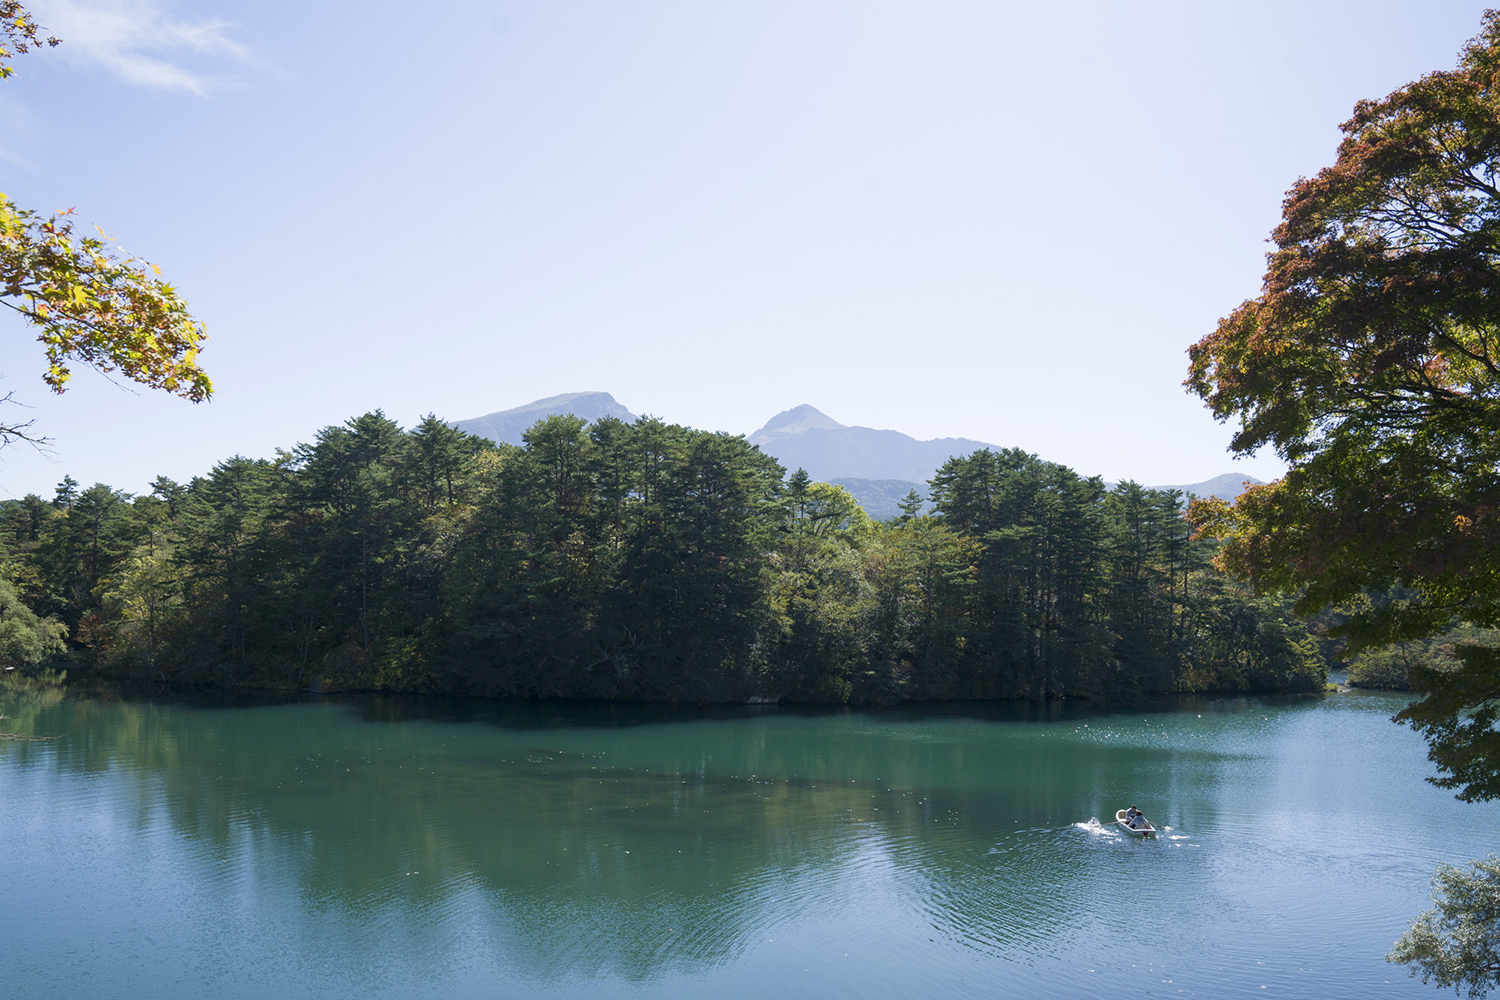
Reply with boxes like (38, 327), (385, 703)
(453, 391), (636, 445)
(749, 404), (846, 444)
(1151, 473), (1265, 502)
(747, 404), (1001, 483)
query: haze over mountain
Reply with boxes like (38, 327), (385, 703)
(453, 392), (636, 446)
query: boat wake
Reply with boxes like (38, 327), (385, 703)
(1074, 817), (1119, 837)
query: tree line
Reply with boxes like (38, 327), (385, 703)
(0, 411), (1326, 702)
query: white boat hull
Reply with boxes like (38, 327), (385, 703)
(1116, 809), (1156, 837)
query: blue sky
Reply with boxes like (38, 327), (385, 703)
(0, 0), (1488, 497)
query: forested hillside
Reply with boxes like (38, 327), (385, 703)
(0, 412), (1325, 702)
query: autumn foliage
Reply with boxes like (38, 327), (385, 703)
(1188, 11), (1500, 648)
(0, 198), (211, 401)
(0, 2), (210, 421)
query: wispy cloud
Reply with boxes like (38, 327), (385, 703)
(28, 0), (259, 95)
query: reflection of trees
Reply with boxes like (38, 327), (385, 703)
(0, 694), (1257, 980)
(0, 670), (64, 739)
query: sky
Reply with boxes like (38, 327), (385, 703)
(0, 0), (1488, 498)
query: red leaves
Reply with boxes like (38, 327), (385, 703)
(1183, 12), (1500, 645)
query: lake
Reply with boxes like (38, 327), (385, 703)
(2, 683), (1493, 998)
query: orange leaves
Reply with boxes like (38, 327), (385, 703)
(1188, 10), (1500, 478)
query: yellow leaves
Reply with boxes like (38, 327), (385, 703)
(0, 4), (60, 78)
(1186, 495), (1238, 542)
(0, 194), (212, 402)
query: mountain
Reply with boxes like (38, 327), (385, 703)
(751, 403), (846, 439)
(829, 478), (933, 521)
(835, 474), (1266, 521)
(748, 405), (1001, 483)
(453, 391), (637, 446)
(1153, 474), (1264, 501)
(454, 394), (1265, 513)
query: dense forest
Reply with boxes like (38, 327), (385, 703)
(0, 412), (1327, 702)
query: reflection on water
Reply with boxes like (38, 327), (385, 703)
(1, 687), (1494, 998)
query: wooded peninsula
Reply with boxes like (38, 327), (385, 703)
(0, 411), (1333, 702)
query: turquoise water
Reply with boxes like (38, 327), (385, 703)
(1, 686), (1493, 998)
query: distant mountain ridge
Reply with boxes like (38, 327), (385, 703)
(749, 404), (1001, 484)
(832, 473), (1264, 520)
(452, 393), (1264, 516)
(1151, 473), (1263, 501)
(453, 391), (636, 445)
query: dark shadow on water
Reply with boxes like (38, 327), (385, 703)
(66, 678), (1334, 731)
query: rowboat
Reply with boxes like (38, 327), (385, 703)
(1116, 809), (1156, 837)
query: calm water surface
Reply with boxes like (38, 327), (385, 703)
(2, 684), (1494, 998)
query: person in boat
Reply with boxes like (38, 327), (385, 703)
(1126, 805), (1146, 828)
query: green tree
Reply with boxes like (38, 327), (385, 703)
(448, 414), (603, 696)
(896, 489), (925, 523)
(0, 575), (63, 666)
(102, 530), (179, 672)
(1186, 10), (1500, 788)
(1182, 576), (1324, 694)
(290, 412), (414, 667)
(51, 475), (76, 511)
(611, 428), (783, 699)
(767, 478), (876, 702)
(864, 513), (978, 700)
(930, 449), (1113, 698)
(172, 456), (283, 684)
(405, 414), (485, 514)
(1105, 482), (1185, 692)
(1397, 646), (1500, 803)
(32, 481), (138, 639)
(151, 476), (186, 519)
(1181, 12), (1500, 989)
(1187, 12), (1500, 648)
(2, 492), (46, 542)
(1390, 856), (1500, 998)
